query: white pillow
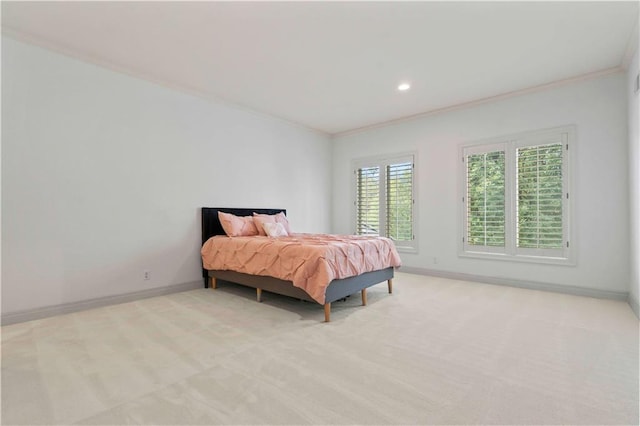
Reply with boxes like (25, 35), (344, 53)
(253, 212), (292, 236)
(263, 222), (289, 237)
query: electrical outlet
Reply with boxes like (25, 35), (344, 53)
(144, 270), (151, 281)
(433, 257), (438, 264)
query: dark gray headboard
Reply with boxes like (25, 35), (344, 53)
(200, 207), (286, 284)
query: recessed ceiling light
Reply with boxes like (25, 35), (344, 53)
(398, 83), (411, 91)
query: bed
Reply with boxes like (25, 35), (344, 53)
(201, 207), (400, 322)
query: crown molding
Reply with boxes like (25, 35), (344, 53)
(334, 67), (624, 138)
(1, 29), (330, 138)
(621, 18), (639, 70)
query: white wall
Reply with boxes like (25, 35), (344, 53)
(1, 37), (332, 314)
(629, 48), (640, 316)
(333, 73), (630, 295)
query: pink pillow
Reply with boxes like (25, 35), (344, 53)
(218, 211), (259, 237)
(253, 212), (292, 236)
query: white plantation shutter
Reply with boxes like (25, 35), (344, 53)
(354, 154), (417, 252)
(356, 166), (380, 236)
(386, 161), (414, 242)
(516, 143), (563, 250)
(465, 150), (505, 251)
(461, 126), (572, 263)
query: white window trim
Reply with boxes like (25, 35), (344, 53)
(458, 126), (576, 266)
(352, 152), (418, 253)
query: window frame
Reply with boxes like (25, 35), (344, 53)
(353, 152), (418, 253)
(459, 126), (575, 265)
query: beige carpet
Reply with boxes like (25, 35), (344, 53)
(2, 272), (638, 425)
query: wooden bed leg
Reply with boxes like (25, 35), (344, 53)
(209, 277), (217, 290)
(388, 279), (393, 294)
(256, 288), (262, 303)
(361, 288), (368, 306)
(324, 303), (331, 322)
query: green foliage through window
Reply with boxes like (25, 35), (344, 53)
(466, 151), (505, 247)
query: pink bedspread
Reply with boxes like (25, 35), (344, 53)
(201, 233), (402, 304)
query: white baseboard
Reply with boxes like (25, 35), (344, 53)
(1, 280), (203, 326)
(399, 267), (629, 301)
(4, 273), (634, 324)
(629, 293), (640, 320)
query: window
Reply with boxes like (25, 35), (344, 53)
(460, 126), (573, 263)
(354, 154), (417, 252)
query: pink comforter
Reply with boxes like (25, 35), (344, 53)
(201, 233), (402, 304)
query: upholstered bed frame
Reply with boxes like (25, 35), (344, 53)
(201, 207), (394, 322)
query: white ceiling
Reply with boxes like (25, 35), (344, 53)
(2, 1), (638, 135)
